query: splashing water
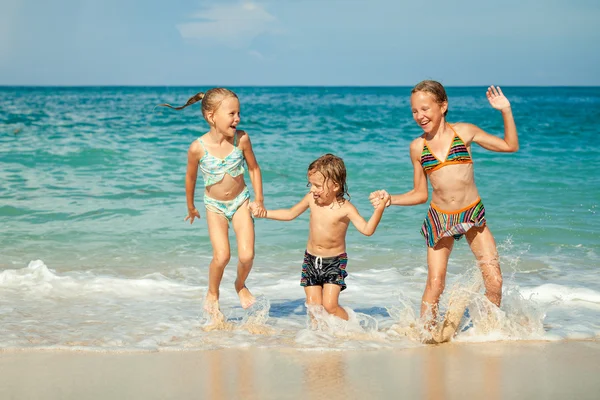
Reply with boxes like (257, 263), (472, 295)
(386, 256), (547, 344)
(293, 305), (387, 349)
(240, 296), (275, 335)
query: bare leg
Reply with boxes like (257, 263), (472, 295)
(466, 225), (502, 307)
(304, 286), (323, 329)
(205, 210), (231, 315)
(322, 284), (348, 320)
(231, 200), (256, 309)
(421, 237), (454, 323)
(304, 286), (323, 306)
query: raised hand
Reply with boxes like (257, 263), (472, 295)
(486, 86), (511, 111)
(185, 207), (201, 224)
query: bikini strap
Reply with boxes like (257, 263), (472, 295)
(421, 137), (429, 154)
(447, 123), (467, 144)
(233, 130), (238, 146)
(197, 138), (207, 151)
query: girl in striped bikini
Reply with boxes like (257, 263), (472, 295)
(369, 80), (518, 327)
(159, 88), (266, 321)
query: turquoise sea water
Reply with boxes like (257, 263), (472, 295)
(1, 86), (599, 350)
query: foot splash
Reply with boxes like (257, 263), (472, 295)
(431, 287), (473, 343)
(304, 305), (382, 340)
(237, 286), (256, 309)
(201, 298), (234, 331)
(240, 295), (274, 335)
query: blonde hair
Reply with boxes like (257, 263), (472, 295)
(412, 80), (448, 117)
(308, 154), (349, 201)
(158, 88), (238, 120)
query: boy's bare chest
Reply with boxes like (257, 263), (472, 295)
(309, 206), (346, 227)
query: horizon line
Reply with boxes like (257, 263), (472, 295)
(1, 84), (600, 88)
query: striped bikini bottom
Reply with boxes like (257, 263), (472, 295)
(420, 198), (486, 248)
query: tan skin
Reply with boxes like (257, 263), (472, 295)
(251, 171), (389, 320)
(185, 96), (266, 313)
(370, 86), (518, 322)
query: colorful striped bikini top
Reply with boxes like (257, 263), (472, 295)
(420, 125), (472, 174)
(197, 132), (245, 187)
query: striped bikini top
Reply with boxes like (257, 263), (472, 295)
(420, 125), (472, 174)
(197, 132), (245, 187)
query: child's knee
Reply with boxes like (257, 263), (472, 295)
(426, 274), (445, 295)
(212, 251), (230, 267)
(237, 251), (254, 266)
(323, 302), (339, 315)
(478, 258), (502, 287)
(323, 296), (341, 315)
(477, 252), (499, 268)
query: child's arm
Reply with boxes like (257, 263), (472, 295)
(239, 130), (267, 217)
(346, 193), (389, 236)
(463, 86), (518, 153)
(251, 193), (310, 221)
(369, 140), (428, 208)
(185, 141), (202, 224)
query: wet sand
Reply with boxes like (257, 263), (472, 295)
(1, 341), (599, 399)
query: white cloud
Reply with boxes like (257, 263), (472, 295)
(247, 49), (265, 59)
(177, 1), (280, 49)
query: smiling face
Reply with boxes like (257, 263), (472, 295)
(207, 96), (240, 138)
(410, 91), (447, 134)
(307, 170), (339, 206)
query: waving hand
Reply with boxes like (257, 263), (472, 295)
(486, 86), (511, 111)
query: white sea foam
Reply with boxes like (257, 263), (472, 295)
(520, 284), (600, 306)
(1, 258), (597, 351)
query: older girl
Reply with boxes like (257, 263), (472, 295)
(371, 81), (518, 325)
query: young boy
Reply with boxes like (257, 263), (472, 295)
(250, 154), (390, 320)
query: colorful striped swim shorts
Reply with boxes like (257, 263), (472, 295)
(300, 250), (348, 291)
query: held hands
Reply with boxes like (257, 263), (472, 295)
(486, 86), (511, 112)
(248, 201), (267, 218)
(369, 190), (391, 209)
(185, 207), (201, 224)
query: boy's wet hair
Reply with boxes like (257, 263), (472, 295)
(158, 88), (238, 120)
(307, 154), (349, 201)
(412, 80), (448, 117)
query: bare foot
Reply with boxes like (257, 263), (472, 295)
(236, 286), (256, 309)
(203, 296), (225, 323)
(424, 297), (469, 344)
(203, 294), (219, 311)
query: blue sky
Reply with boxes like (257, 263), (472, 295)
(1, 0), (599, 86)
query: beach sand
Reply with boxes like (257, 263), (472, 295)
(1, 341), (599, 399)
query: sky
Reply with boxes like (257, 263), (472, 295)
(0, 0), (599, 86)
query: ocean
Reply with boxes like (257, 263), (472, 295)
(1, 86), (599, 351)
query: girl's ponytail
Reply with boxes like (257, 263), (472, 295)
(158, 92), (205, 110)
